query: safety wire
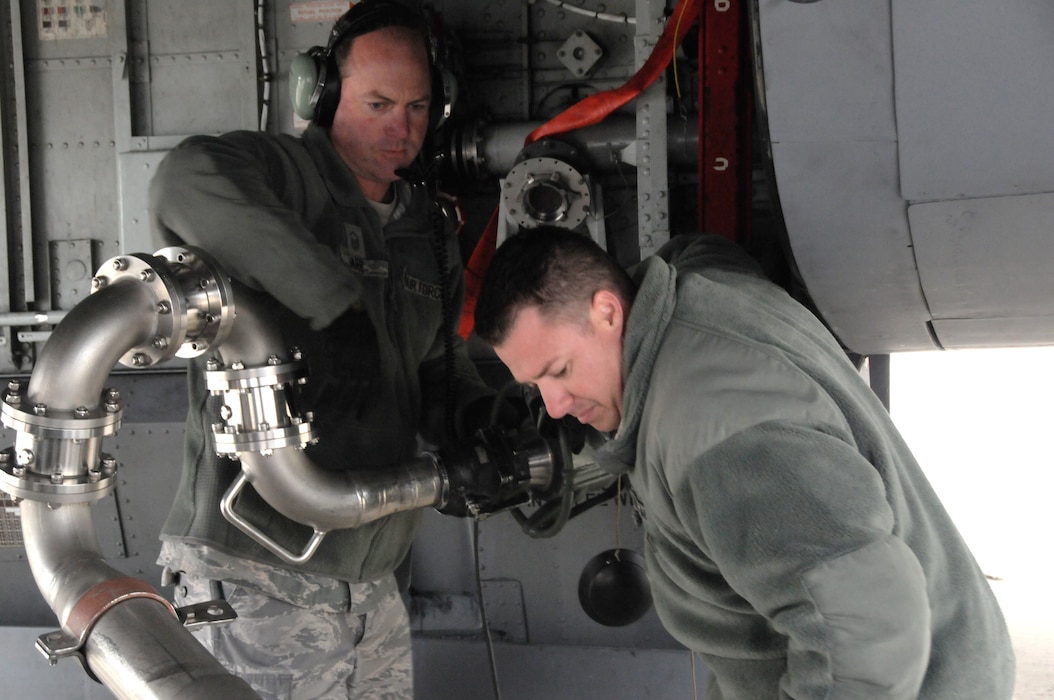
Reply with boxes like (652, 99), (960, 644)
(538, 0), (636, 24)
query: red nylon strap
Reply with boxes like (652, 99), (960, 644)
(525, 0), (703, 145)
(459, 0), (703, 338)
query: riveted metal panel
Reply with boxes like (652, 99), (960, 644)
(25, 58), (119, 248)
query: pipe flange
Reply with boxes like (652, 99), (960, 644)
(90, 247), (235, 367)
(213, 421), (318, 458)
(154, 247), (236, 358)
(1, 385), (123, 441)
(0, 446), (117, 503)
(91, 253), (187, 369)
(205, 358), (309, 393)
(502, 140), (592, 230)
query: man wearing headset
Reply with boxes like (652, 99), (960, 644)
(148, 2), (494, 697)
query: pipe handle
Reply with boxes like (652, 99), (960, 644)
(219, 471), (327, 565)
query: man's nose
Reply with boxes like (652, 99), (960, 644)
(538, 384), (572, 419)
(387, 109), (411, 138)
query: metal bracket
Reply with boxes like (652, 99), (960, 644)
(175, 599), (239, 630)
(36, 576), (178, 672)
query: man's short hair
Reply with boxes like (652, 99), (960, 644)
(475, 226), (636, 346)
(331, 0), (429, 76)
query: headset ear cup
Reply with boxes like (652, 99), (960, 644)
(289, 47), (324, 121)
(312, 52), (342, 127)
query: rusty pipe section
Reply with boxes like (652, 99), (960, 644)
(0, 247), (258, 700)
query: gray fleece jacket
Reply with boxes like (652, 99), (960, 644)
(596, 235), (1014, 699)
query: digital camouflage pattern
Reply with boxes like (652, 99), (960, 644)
(162, 543), (412, 699)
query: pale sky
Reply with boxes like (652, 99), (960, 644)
(890, 347), (1054, 697)
(890, 347), (1054, 581)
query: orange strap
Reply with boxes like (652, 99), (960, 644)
(459, 0), (702, 338)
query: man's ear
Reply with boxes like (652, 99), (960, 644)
(590, 290), (625, 336)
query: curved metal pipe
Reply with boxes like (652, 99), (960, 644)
(5, 250), (259, 699)
(211, 288), (446, 552)
(240, 448), (443, 531)
(27, 279), (158, 410)
(22, 500), (256, 700)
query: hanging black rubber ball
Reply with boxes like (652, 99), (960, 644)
(578, 548), (653, 627)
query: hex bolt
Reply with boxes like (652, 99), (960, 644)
(206, 358), (221, 371)
(91, 276), (107, 289)
(101, 456), (117, 473)
(12, 465), (25, 477)
(33, 403), (47, 416)
(267, 354), (281, 366)
(131, 353), (151, 367)
(152, 337), (169, 350)
(74, 406), (89, 417)
(51, 470), (64, 484)
(88, 468), (101, 483)
(139, 269), (155, 282)
(7, 380), (21, 392)
(112, 257), (127, 271)
(156, 301), (171, 315)
(231, 361), (245, 370)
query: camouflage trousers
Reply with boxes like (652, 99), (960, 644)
(175, 572), (413, 700)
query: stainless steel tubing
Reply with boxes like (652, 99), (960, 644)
(22, 500), (258, 700)
(9, 252), (259, 699)
(240, 448), (444, 531)
(215, 288), (444, 547)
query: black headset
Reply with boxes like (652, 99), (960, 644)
(289, 0), (453, 131)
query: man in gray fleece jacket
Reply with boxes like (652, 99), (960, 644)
(474, 227), (1014, 699)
